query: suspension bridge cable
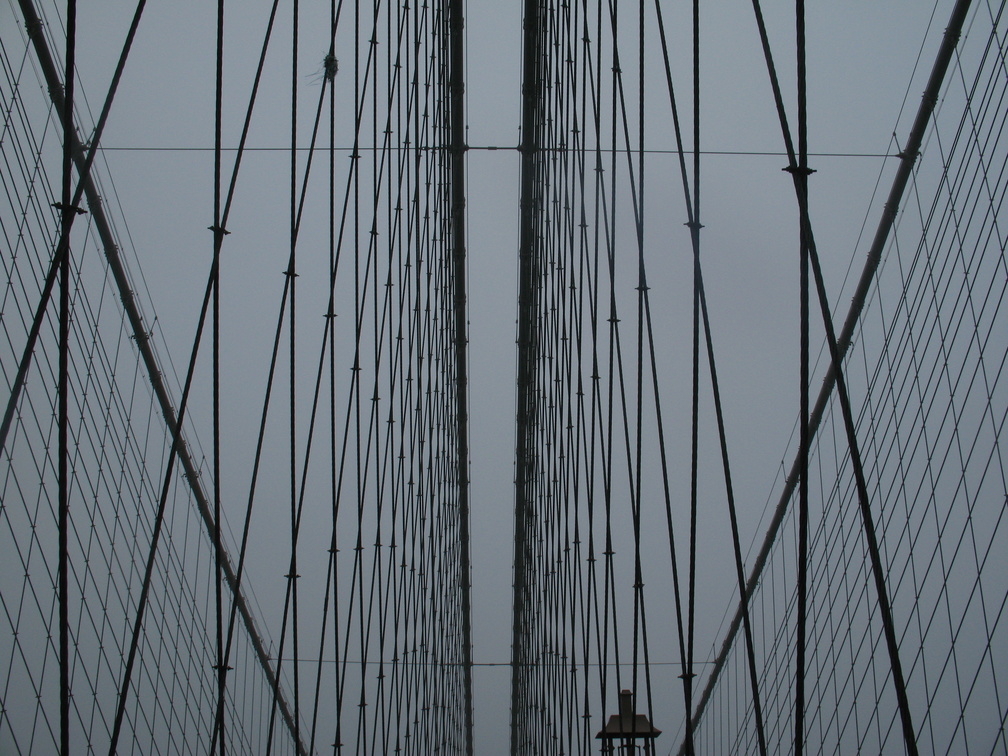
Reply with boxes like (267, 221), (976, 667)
(794, 0), (811, 751)
(7, 4), (307, 750)
(682, 0), (979, 751)
(211, 0), (227, 754)
(56, 1), (76, 752)
(0, 0), (147, 465)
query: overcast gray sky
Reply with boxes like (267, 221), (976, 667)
(0, 0), (969, 752)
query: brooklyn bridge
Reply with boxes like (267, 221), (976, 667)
(2, 0), (1006, 753)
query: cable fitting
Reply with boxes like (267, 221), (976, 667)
(783, 164), (816, 176)
(53, 202), (86, 215)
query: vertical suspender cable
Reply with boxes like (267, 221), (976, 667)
(794, 0), (811, 751)
(212, 0), (227, 754)
(289, 0), (301, 738)
(58, 2), (78, 753)
(685, 0), (701, 736)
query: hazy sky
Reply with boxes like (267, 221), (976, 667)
(1, 0), (964, 752)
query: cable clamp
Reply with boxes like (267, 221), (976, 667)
(207, 224), (230, 235)
(783, 164), (816, 176)
(53, 202), (86, 215)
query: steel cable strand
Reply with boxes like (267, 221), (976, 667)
(1, 0), (148, 463)
(682, 3), (976, 750)
(641, 2), (694, 740)
(569, 4), (601, 750)
(11, 0), (304, 749)
(292, 11), (421, 747)
(260, 2), (395, 748)
(794, 0), (812, 751)
(741, 19), (1008, 745)
(210, 0), (227, 752)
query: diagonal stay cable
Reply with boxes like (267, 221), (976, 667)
(116, 9), (316, 755)
(13, 0), (313, 750)
(1, 0), (148, 462)
(679, 1), (974, 752)
(261, 3), (392, 749)
(650, 0), (769, 750)
(3, 2), (306, 752)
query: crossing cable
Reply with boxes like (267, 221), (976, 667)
(1, 6), (280, 751)
(747, 0), (969, 750)
(724, 30), (1008, 739)
(307, 13), (440, 742)
(238, 4), (429, 749)
(556, 0), (665, 745)
(629, 0), (654, 739)
(259, 3), (373, 743)
(602, 0), (673, 744)
(545, 5), (581, 742)
(679, 0), (975, 751)
(646, 4), (693, 751)
(109, 0), (311, 746)
(304, 6), (435, 751)
(514, 1), (680, 748)
(560, 3), (593, 747)
(204, 1), (333, 749)
(582, 0), (604, 738)
(578, 2), (610, 747)
(648, 0), (770, 750)
(604, 0), (627, 725)
(253, 3), (466, 751)
(1, 0), (148, 463)
(9, 2), (307, 751)
(285, 0), (302, 749)
(706, 18), (1008, 736)
(560, 3), (585, 744)
(302, 1), (342, 749)
(565, 0), (598, 749)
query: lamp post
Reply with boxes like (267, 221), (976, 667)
(595, 689), (662, 755)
